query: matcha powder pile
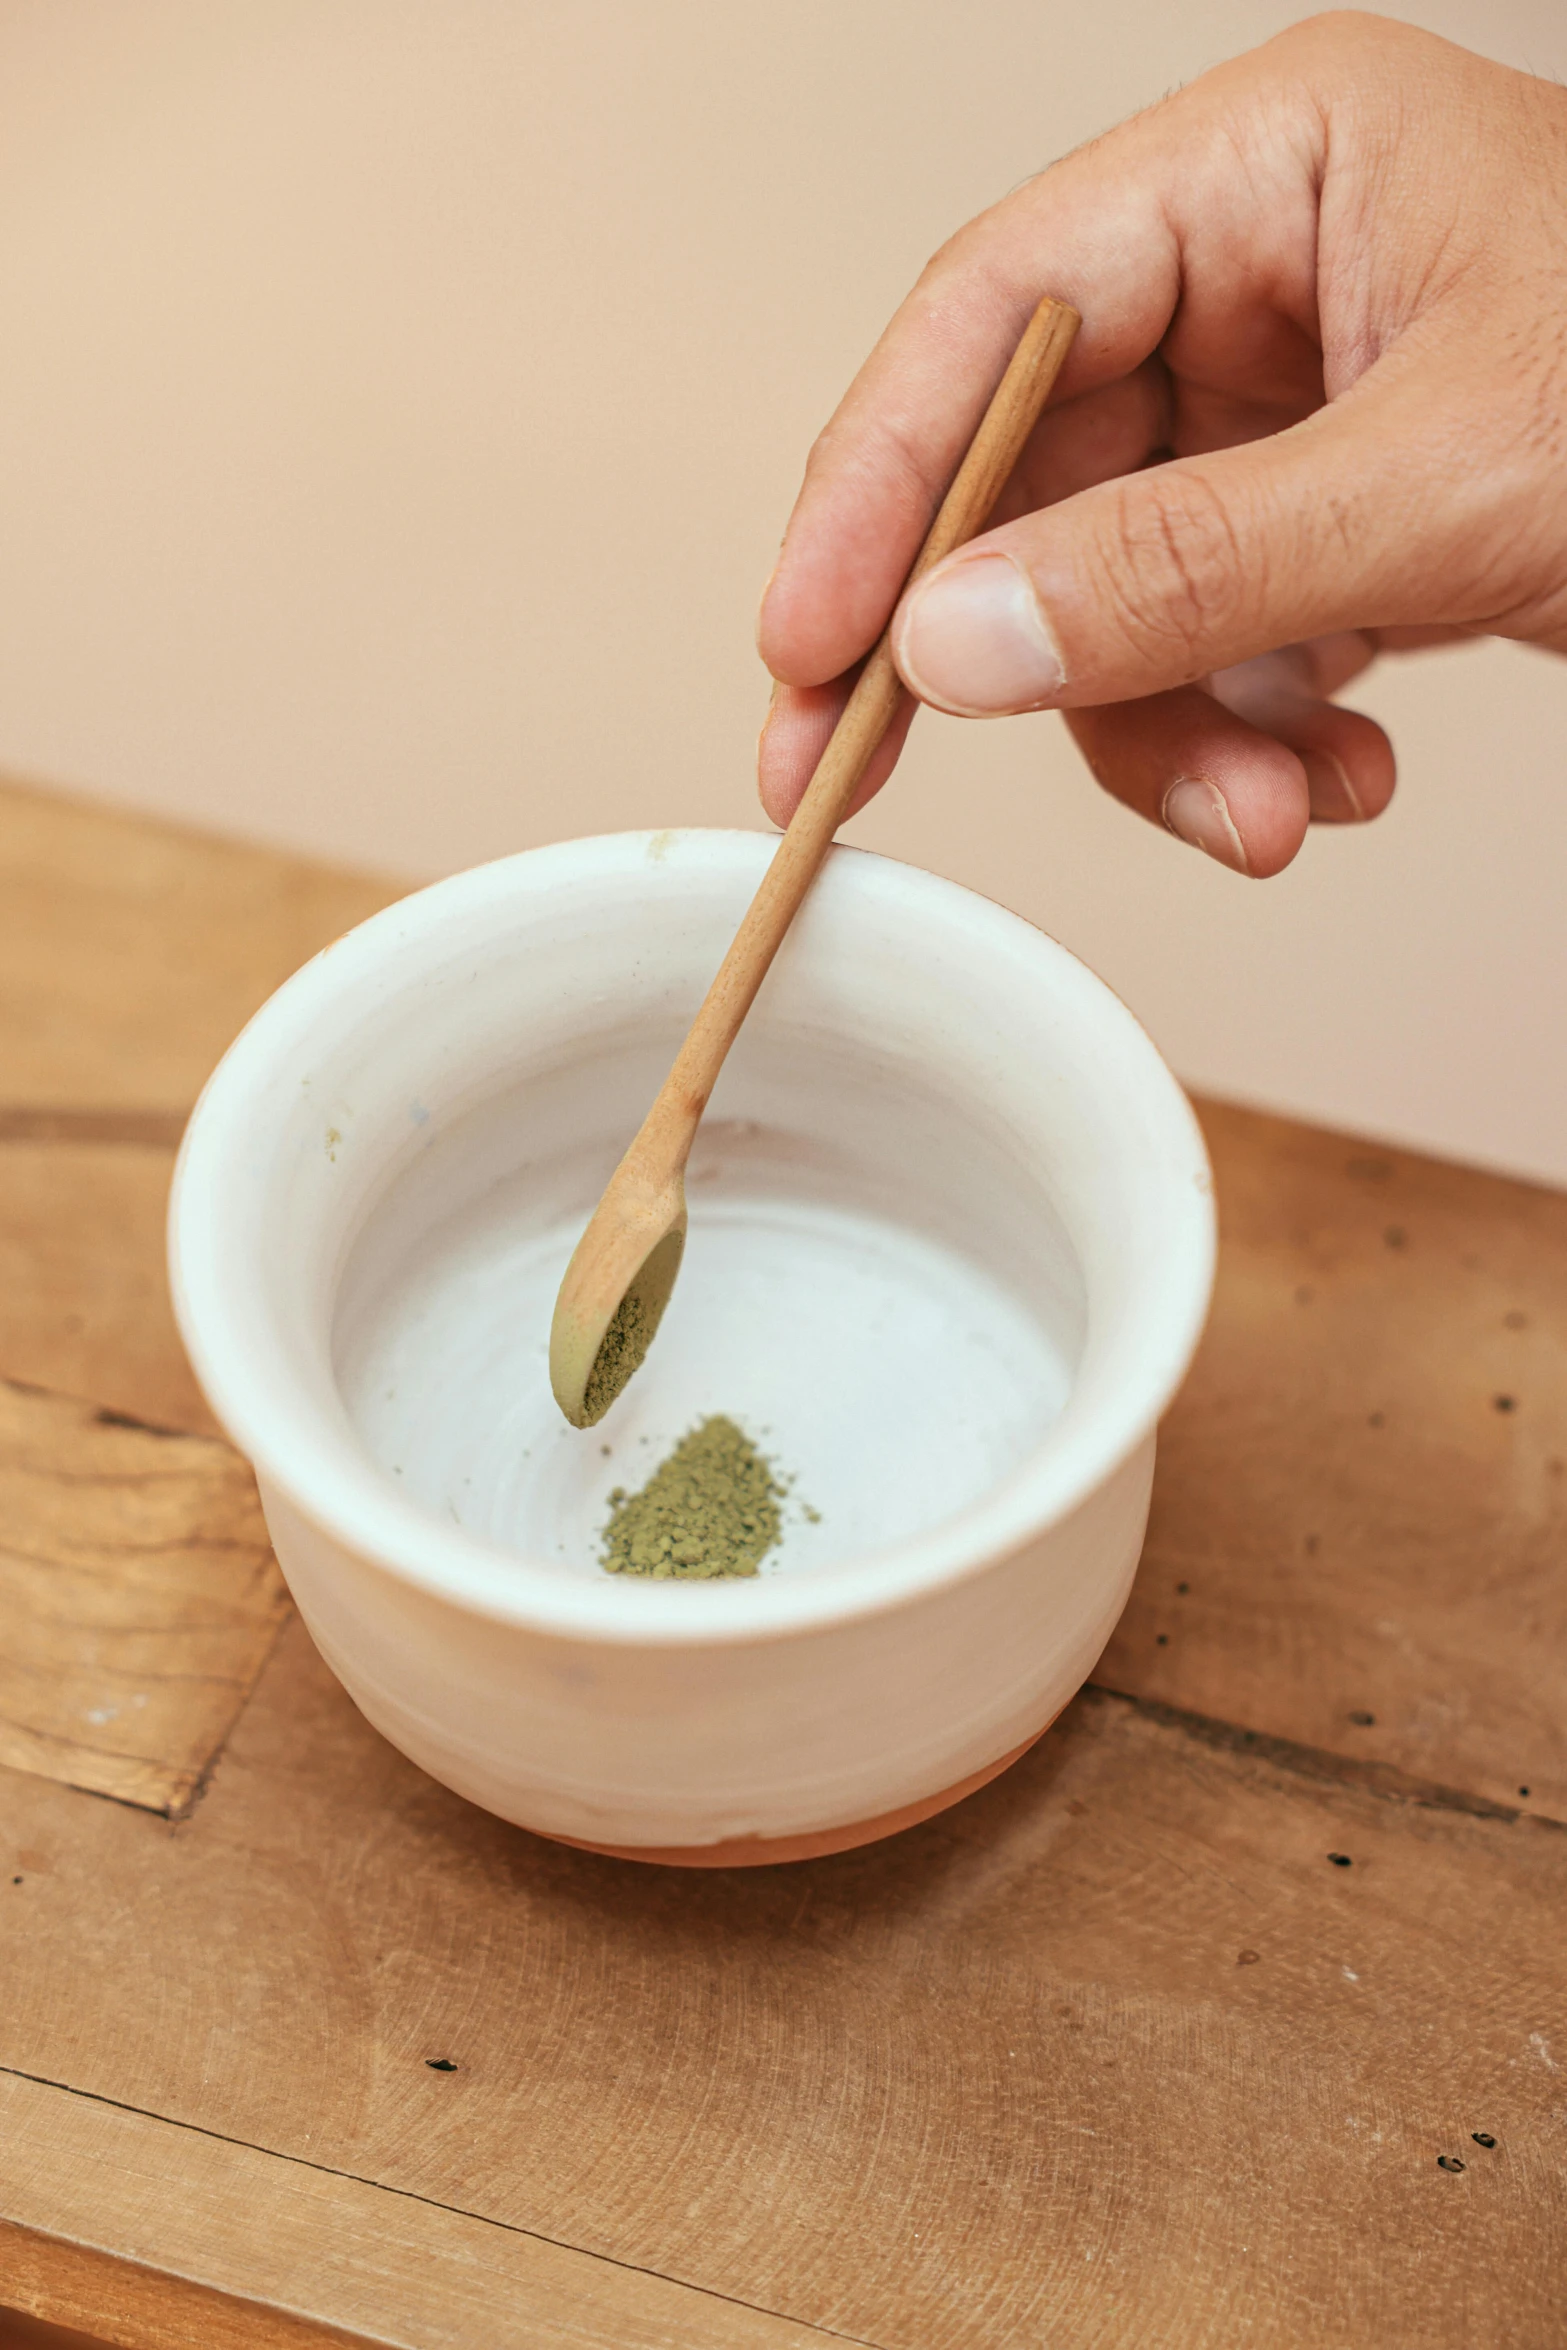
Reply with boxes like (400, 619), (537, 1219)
(601, 1415), (783, 1580)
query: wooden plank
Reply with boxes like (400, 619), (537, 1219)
(0, 777), (396, 1113)
(3, 1621), (1563, 2349)
(1, 2220), (367, 2350)
(4, 778), (1566, 2342)
(0, 2306), (119, 2350)
(0, 2074), (838, 2350)
(1100, 1100), (1567, 1822)
(0, 1378), (287, 1815)
(0, 1141), (215, 1439)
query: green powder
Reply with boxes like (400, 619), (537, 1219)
(582, 1286), (656, 1426)
(578, 1226), (686, 1426)
(601, 1415), (784, 1579)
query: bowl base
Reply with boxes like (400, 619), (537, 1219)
(538, 1720), (1056, 1867)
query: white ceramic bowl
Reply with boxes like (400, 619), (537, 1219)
(169, 830), (1214, 1863)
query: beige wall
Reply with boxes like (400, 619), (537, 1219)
(1, 1), (1564, 1181)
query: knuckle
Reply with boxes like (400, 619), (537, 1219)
(1278, 10), (1414, 64)
(1089, 471), (1252, 677)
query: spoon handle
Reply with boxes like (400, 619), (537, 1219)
(648, 293), (1079, 1162)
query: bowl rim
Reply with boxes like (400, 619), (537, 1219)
(169, 828), (1216, 1646)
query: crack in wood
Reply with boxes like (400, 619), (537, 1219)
(0, 2065), (881, 2350)
(1087, 1681), (1565, 1830)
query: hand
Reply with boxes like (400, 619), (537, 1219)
(756, 13), (1567, 876)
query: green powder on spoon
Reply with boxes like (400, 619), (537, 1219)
(581, 1285), (656, 1426)
(601, 1415), (785, 1579)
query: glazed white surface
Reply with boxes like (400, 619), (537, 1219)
(171, 830), (1213, 1846)
(334, 1036), (1079, 1580)
(338, 1187), (1071, 1581)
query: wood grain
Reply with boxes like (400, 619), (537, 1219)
(0, 1113), (186, 1149)
(0, 775), (396, 1113)
(0, 1141), (214, 1437)
(0, 2075), (834, 2350)
(3, 1619), (1564, 2350)
(1101, 1099), (1567, 1821)
(0, 1378), (287, 1815)
(0, 2304), (118, 2350)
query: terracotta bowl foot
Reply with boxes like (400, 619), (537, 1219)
(540, 1717), (1057, 1868)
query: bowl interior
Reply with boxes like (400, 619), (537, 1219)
(333, 1025), (1085, 1583)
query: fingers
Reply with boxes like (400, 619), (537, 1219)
(755, 235), (1169, 693)
(1209, 643), (1395, 823)
(982, 359), (1173, 524)
(889, 358), (1478, 719)
(753, 11), (1501, 846)
(756, 33), (1338, 698)
(1067, 639), (1397, 877)
(1067, 691), (1310, 878)
(757, 677), (917, 829)
(758, 276), (1182, 697)
(757, 367), (1174, 823)
(756, 187), (1194, 691)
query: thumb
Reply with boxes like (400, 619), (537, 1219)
(890, 372), (1468, 714)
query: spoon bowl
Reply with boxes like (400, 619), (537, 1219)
(551, 1193), (686, 1427)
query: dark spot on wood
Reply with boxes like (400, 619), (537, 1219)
(1437, 2155), (1466, 2174)
(1346, 1157), (1391, 1181)
(1383, 1226), (1407, 1249)
(1367, 1412), (1384, 1429)
(1519, 1787), (1530, 1799)
(425, 2057), (459, 2072)
(11, 1876), (20, 1885)
(1176, 1581), (1189, 1595)
(1348, 1711), (1375, 1727)
(1294, 1285), (1314, 1305)
(1065, 1799), (1088, 1817)
(1328, 1853), (1352, 1868)
(1493, 1394), (1517, 1413)
(1237, 1949), (1260, 1966)
(1504, 1310), (1528, 1330)
(1156, 1633), (1169, 1646)
(94, 1405), (173, 1434)
(1472, 2132), (1497, 2149)
(1304, 1534), (1320, 1556)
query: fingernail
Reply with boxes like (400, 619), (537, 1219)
(895, 552), (1065, 714)
(1161, 777), (1250, 874)
(757, 678), (782, 755)
(1301, 748), (1365, 822)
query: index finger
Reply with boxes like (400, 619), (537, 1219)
(756, 162), (1181, 690)
(755, 32), (1337, 694)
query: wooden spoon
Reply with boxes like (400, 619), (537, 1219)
(549, 294), (1081, 1428)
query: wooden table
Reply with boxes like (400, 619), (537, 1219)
(0, 777), (1562, 2350)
